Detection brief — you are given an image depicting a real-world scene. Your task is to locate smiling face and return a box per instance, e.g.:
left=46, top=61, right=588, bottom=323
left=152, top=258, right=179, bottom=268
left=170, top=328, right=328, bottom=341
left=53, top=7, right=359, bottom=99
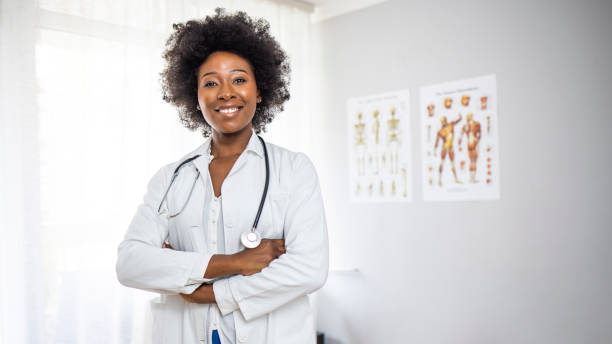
left=197, top=51, right=261, bottom=136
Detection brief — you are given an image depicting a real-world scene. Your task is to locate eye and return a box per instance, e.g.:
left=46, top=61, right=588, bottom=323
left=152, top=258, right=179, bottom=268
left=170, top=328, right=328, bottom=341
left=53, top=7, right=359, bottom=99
left=203, top=80, right=217, bottom=88
left=233, top=78, right=246, bottom=84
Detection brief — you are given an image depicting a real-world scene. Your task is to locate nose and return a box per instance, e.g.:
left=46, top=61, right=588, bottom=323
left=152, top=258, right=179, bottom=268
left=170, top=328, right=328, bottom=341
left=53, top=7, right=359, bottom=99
left=217, top=82, right=236, bottom=101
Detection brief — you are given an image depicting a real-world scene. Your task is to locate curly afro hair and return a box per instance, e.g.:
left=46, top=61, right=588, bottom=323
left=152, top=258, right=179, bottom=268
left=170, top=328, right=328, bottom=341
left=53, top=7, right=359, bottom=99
left=161, top=8, right=291, bottom=136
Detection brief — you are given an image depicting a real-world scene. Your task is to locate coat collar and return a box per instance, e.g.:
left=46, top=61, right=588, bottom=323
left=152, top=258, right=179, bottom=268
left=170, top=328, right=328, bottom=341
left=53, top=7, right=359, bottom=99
left=186, top=128, right=264, bottom=172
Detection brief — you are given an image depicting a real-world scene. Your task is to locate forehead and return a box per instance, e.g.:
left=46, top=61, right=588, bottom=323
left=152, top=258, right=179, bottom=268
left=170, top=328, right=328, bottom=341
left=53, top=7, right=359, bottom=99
left=198, top=51, right=253, bottom=74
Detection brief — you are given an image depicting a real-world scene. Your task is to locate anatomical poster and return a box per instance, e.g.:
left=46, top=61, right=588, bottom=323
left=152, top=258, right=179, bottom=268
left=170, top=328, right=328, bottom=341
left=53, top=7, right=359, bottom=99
left=347, top=89, right=412, bottom=202
left=420, top=74, right=500, bottom=201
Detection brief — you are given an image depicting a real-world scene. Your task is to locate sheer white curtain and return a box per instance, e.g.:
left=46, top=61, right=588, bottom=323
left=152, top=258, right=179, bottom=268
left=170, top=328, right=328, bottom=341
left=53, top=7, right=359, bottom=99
left=0, top=0, right=312, bottom=342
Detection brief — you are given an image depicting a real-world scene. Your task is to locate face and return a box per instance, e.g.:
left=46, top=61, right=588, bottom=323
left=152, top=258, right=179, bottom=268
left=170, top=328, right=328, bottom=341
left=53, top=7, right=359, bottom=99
left=197, top=51, right=261, bottom=136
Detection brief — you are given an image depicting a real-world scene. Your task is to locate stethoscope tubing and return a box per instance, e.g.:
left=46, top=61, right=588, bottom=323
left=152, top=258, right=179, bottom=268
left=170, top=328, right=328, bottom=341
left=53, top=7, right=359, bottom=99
left=157, top=154, right=202, bottom=217
left=251, top=135, right=270, bottom=232
left=158, top=136, right=269, bottom=232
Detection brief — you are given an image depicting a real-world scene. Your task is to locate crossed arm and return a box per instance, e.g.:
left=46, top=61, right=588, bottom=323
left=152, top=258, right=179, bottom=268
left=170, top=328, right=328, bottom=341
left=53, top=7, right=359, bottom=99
left=163, top=239, right=286, bottom=304
left=117, top=154, right=329, bottom=320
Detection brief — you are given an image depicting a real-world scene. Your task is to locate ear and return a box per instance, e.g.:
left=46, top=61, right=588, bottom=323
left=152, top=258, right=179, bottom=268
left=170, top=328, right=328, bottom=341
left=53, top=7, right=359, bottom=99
left=256, top=90, right=262, bottom=103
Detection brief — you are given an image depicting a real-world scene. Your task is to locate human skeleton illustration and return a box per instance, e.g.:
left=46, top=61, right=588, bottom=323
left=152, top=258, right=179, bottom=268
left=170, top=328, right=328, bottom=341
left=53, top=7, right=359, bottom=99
left=401, top=167, right=407, bottom=198
left=372, top=110, right=380, bottom=174
left=354, top=112, right=366, bottom=176
left=349, top=93, right=412, bottom=202
left=386, top=107, right=401, bottom=174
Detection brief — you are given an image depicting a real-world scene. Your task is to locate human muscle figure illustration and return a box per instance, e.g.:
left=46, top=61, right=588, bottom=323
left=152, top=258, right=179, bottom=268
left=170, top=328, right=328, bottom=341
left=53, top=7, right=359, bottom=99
left=427, top=104, right=435, bottom=117
left=444, top=97, right=453, bottom=109
left=458, top=112, right=482, bottom=183
left=434, top=114, right=463, bottom=187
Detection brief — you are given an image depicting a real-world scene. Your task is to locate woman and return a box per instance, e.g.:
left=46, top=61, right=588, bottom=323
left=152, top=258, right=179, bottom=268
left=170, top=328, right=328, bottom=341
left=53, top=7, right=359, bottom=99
left=116, top=9, right=329, bottom=344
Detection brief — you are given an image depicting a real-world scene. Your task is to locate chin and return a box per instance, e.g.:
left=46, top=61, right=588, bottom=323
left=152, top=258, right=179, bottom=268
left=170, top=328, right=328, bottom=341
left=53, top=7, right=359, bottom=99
left=215, top=122, right=252, bottom=135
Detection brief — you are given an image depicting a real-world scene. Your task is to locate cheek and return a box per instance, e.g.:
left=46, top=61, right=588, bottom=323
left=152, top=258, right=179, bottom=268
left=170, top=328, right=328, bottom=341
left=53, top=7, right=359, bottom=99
left=198, top=89, right=216, bottom=107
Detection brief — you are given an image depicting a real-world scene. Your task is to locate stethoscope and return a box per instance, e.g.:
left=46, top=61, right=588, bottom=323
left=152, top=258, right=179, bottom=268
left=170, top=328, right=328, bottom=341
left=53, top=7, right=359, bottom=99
left=157, top=135, right=269, bottom=249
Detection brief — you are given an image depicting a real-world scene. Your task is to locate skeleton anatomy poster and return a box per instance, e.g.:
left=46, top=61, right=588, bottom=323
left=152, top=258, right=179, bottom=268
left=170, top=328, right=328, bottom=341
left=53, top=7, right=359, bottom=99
left=347, top=89, right=412, bottom=202
left=420, top=74, right=500, bottom=201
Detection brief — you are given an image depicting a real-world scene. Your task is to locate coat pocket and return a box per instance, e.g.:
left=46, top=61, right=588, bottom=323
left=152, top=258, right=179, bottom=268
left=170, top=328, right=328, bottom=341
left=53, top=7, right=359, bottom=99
left=150, top=295, right=184, bottom=344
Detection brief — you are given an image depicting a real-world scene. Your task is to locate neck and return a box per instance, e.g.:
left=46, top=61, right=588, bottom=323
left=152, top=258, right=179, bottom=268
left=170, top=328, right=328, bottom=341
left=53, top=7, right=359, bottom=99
left=210, top=125, right=253, bottom=159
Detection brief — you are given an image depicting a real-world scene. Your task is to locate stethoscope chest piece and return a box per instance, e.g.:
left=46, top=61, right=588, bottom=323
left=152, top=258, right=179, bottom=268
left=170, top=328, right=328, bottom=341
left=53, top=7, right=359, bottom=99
left=241, top=230, right=261, bottom=249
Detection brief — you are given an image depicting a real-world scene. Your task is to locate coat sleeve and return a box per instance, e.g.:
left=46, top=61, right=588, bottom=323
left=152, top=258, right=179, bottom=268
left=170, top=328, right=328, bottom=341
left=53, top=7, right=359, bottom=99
left=213, top=153, right=329, bottom=320
left=116, top=166, right=215, bottom=294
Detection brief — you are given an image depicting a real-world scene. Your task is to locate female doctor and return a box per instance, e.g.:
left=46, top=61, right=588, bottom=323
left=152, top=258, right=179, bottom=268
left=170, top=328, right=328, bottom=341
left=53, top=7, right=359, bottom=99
left=116, top=9, right=329, bottom=344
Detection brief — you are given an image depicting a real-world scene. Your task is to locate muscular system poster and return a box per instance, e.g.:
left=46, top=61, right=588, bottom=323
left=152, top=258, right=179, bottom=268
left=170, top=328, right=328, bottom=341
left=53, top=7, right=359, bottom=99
left=420, top=74, right=500, bottom=201
left=347, top=89, right=412, bottom=202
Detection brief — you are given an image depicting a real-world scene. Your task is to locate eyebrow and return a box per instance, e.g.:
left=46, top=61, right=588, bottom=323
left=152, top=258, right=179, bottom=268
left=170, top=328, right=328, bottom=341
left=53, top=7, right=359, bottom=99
left=200, top=69, right=249, bottom=79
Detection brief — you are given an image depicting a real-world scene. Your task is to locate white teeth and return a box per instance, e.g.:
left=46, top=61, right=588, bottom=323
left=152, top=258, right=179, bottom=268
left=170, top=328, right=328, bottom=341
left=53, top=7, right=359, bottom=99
left=219, top=107, right=239, bottom=114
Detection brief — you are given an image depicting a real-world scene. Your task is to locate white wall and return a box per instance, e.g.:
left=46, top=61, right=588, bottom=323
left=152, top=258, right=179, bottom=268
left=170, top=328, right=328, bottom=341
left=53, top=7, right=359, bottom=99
left=309, top=0, right=612, bottom=343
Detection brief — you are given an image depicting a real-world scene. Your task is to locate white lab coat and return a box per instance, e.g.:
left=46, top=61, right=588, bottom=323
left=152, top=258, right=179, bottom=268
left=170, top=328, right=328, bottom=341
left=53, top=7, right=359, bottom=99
left=116, top=131, right=329, bottom=344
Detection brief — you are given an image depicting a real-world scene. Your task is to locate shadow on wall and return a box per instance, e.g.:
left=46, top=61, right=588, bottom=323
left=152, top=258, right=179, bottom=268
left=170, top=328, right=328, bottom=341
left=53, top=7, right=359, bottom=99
left=317, top=269, right=371, bottom=344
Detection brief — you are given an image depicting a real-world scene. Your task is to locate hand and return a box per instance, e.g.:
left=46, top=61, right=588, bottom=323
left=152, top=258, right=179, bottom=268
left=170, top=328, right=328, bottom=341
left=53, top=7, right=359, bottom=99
left=234, top=239, right=286, bottom=276
left=180, top=284, right=215, bottom=304
left=164, top=238, right=285, bottom=277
